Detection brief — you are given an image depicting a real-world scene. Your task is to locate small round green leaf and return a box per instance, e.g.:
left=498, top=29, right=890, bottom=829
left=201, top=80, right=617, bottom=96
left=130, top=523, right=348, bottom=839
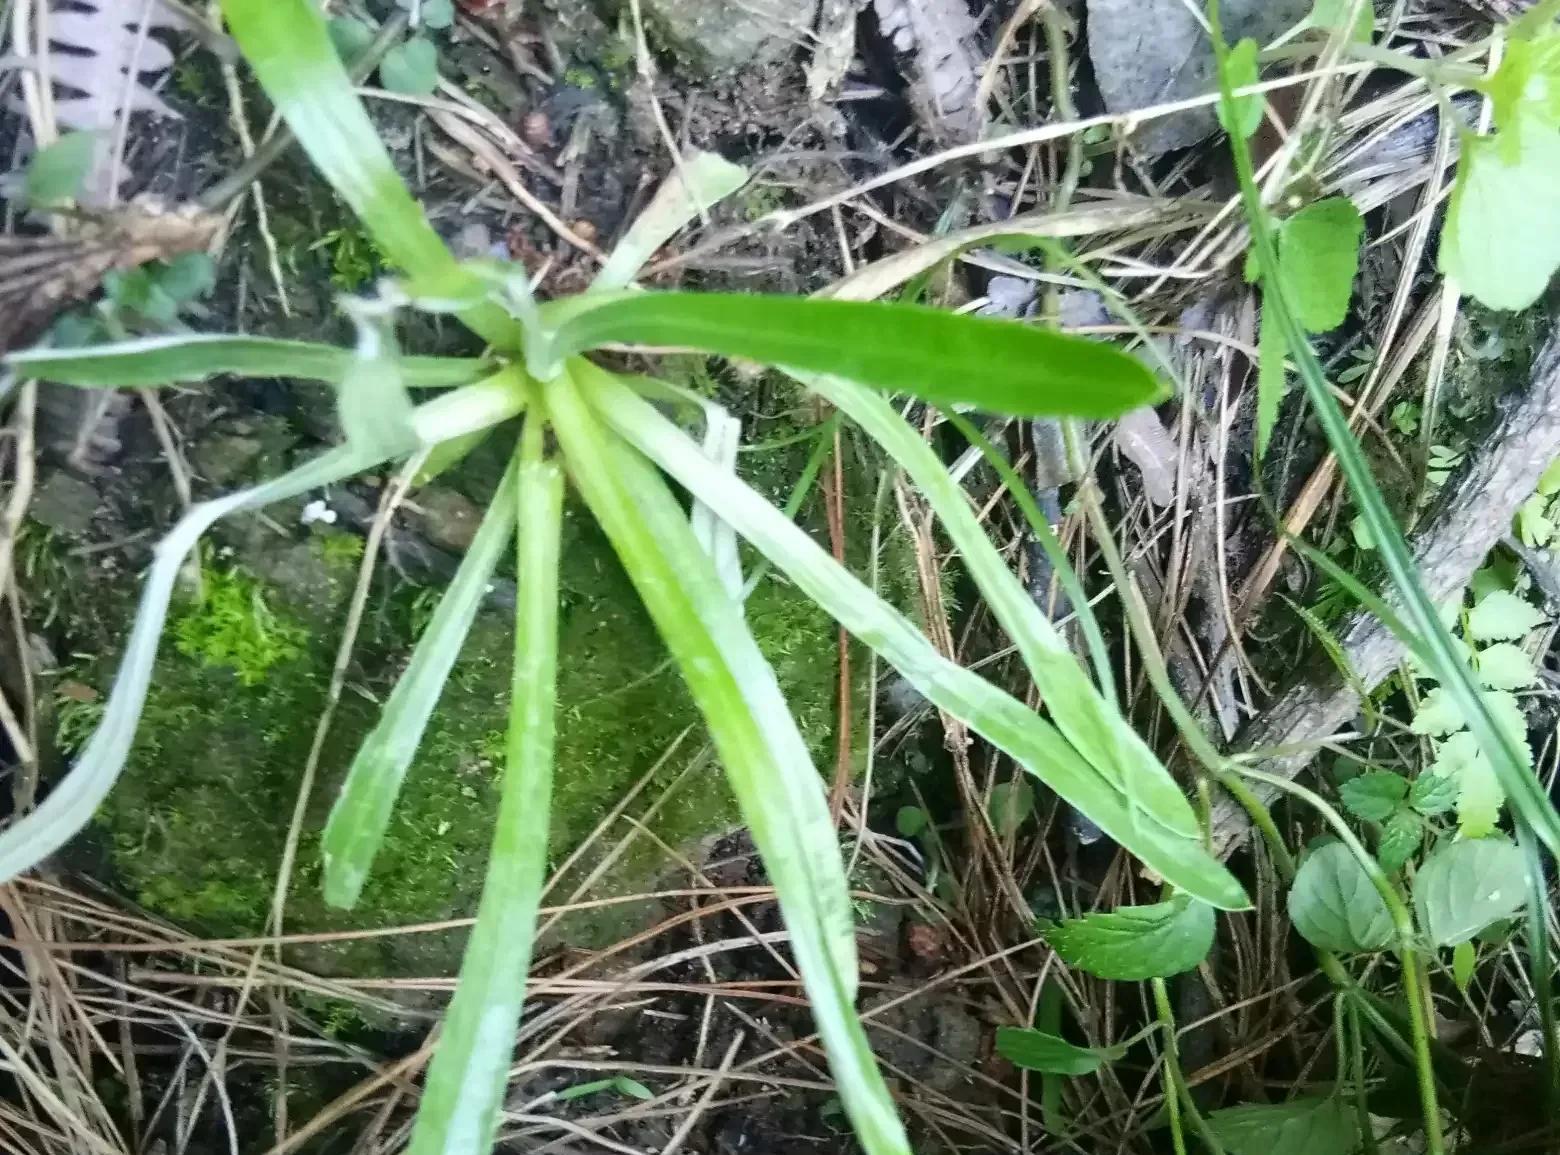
left=1413, top=835, right=1528, bottom=948
left=895, top=805, right=928, bottom=838
left=987, top=779, right=1035, bottom=836
left=379, top=36, right=440, bottom=96
left=1046, top=896, right=1215, bottom=981
left=1338, top=771, right=1407, bottom=822
left=327, top=15, right=375, bottom=65
left=1277, top=197, right=1363, bottom=333
left=1287, top=843, right=1393, bottom=952
left=25, top=131, right=99, bottom=207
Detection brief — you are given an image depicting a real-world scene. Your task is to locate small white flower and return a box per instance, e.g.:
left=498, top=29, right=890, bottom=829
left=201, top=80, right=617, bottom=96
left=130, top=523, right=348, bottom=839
left=301, top=499, right=338, bottom=526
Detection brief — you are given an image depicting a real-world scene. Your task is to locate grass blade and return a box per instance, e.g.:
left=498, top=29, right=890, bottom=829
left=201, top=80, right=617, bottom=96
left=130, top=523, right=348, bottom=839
left=5, top=334, right=487, bottom=388
left=582, top=364, right=1248, bottom=911
left=221, top=0, right=519, bottom=347
left=542, top=293, right=1164, bottom=419
left=1207, top=3, right=1560, bottom=859
left=803, top=374, right=1156, bottom=791
left=408, top=420, right=561, bottom=1155
left=0, top=445, right=381, bottom=882
left=591, top=151, right=748, bottom=292
left=543, top=370, right=910, bottom=1155
left=321, top=454, right=521, bottom=908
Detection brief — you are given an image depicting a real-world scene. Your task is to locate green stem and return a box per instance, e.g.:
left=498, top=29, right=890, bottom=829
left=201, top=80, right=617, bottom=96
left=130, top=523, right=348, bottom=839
left=1152, top=977, right=1225, bottom=1155
left=1518, top=820, right=1560, bottom=1113
left=1233, top=765, right=1443, bottom=1155
left=1348, top=997, right=1382, bottom=1155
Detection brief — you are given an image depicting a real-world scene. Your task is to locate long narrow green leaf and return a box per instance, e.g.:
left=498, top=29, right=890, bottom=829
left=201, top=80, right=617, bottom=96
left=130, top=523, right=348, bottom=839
left=804, top=375, right=1165, bottom=806
left=221, top=0, right=519, bottom=347
left=408, top=420, right=561, bottom=1155
left=581, top=365, right=1248, bottom=911
left=321, top=456, right=521, bottom=908
left=0, top=445, right=381, bottom=882
left=543, top=371, right=909, bottom=1155
left=540, top=293, right=1164, bottom=419
left=4, top=335, right=486, bottom=388
left=1208, top=4, right=1560, bottom=859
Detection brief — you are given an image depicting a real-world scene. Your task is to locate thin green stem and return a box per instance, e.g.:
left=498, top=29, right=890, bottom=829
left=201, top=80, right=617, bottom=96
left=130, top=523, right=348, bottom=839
left=1348, top=997, right=1382, bottom=1155
left=1232, top=764, right=1442, bottom=1155
left=1518, top=820, right=1560, bottom=1112
left=1152, top=977, right=1225, bottom=1155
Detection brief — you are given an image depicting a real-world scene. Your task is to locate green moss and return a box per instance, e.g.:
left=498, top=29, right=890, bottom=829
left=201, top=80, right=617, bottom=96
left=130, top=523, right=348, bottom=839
left=173, top=563, right=307, bottom=686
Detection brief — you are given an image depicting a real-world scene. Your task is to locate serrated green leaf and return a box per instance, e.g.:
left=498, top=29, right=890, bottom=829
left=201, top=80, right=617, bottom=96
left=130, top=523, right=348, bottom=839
left=895, top=806, right=928, bottom=838
left=1217, top=39, right=1264, bottom=139
left=1304, top=0, right=1374, bottom=43
left=988, top=779, right=1035, bottom=836
left=1410, top=687, right=1465, bottom=737
left=1409, top=772, right=1458, bottom=816
left=1429, top=730, right=1507, bottom=838
left=1440, top=116, right=1560, bottom=311
left=1046, top=896, right=1216, bottom=980
left=994, top=1028, right=1123, bottom=1075
left=1469, top=589, right=1546, bottom=642
left=1539, top=456, right=1560, bottom=496
left=1339, top=771, right=1408, bottom=822
left=25, top=131, right=98, bottom=207
left=380, top=36, right=440, bottom=95
left=1288, top=843, right=1393, bottom=952
left=1413, top=836, right=1528, bottom=947
left=543, top=294, right=1165, bottom=420
left=1277, top=197, right=1363, bottom=332
left=1378, top=810, right=1422, bottom=873
left=1207, top=1096, right=1359, bottom=1155
left=1476, top=642, right=1536, bottom=690
left=1517, top=493, right=1556, bottom=547
left=1452, top=939, right=1477, bottom=994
